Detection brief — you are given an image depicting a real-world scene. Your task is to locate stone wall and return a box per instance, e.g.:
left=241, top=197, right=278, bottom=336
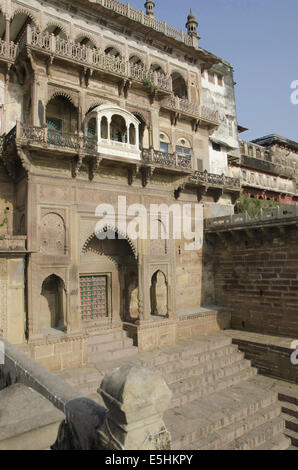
left=205, top=225, right=298, bottom=338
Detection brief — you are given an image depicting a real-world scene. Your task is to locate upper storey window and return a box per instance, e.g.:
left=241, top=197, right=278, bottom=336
left=160, top=133, right=170, bottom=153
left=171, top=72, right=188, bottom=99
left=85, top=104, right=141, bottom=161
left=176, top=138, right=191, bottom=157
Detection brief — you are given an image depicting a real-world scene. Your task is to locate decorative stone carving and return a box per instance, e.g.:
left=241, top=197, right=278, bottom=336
left=98, top=365, right=172, bottom=450
left=40, top=213, right=66, bottom=255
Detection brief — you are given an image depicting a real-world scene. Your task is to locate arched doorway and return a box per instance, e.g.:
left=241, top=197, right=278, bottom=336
left=81, top=229, right=138, bottom=324
left=40, top=275, right=66, bottom=332
left=150, top=270, right=168, bottom=317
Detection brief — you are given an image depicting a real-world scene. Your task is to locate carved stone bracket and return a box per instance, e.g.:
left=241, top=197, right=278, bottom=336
left=149, top=88, right=158, bottom=105
left=211, top=187, right=223, bottom=203
left=197, top=185, right=208, bottom=202
left=170, top=111, right=180, bottom=126
left=46, top=55, right=54, bottom=76
left=118, top=79, right=131, bottom=98
left=72, top=152, right=84, bottom=178
left=16, top=145, right=32, bottom=178
left=80, top=67, right=93, bottom=88
left=140, top=165, right=155, bottom=187
left=88, top=154, right=102, bottom=181
left=127, top=164, right=141, bottom=185
left=192, top=119, right=200, bottom=132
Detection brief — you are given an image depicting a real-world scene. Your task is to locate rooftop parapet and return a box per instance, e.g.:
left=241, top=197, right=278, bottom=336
left=205, top=205, right=298, bottom=232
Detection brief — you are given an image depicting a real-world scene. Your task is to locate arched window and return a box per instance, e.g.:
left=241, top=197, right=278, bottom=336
left=75, top=35, right=96, bottom=48
left=150, top=63, right=165, bottom=74
left=84, top=104, right=141, bottom=160
left=176, top=138, right=191, bottom=157
left=46, top=95, right=78, bottom=136
left=160, top=133, right=170, bottom=153
left=111, top=114, right=127, bottom=143
left=171, top=72, right=188, bottom=99
left=44, top=24, right=67, bottom=40
left=129, top=55, right=144, bottom=67
left=10, top=12, right=38, bottom=43
left=105, top=46, right=121, bottom=58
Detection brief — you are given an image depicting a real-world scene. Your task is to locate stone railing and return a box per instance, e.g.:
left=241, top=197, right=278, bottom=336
left=161, top=96, right=219, bottom=124
left=190, top=170, right=241, bottom=189
left=0, top=39, right=17, bottom=62
left=0, top=235, right=26, bottom=251
left=98, top=0, right=193, bottom=47
left=20, top=26, right=172, bottom=93
left=205, top=205, right=298, bottom=230
left=142, top=148, right=192, bottom=171
left=1, top=340, right=171, bottom=450
left=239, top=139, right=298, bottom=174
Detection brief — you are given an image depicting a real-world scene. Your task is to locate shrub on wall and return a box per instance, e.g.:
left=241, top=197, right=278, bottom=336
left=235, top=194, right=278, bottom=217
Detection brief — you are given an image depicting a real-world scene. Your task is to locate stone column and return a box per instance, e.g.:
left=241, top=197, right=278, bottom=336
left=5, top=16, right=10, bottom=43
left=97, top=365, right=172, bottom=450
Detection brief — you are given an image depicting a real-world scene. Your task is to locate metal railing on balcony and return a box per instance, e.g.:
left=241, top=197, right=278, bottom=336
left=190, top=170, right=241, bottom=189
left=161, top=96, right=219, bottom=124
left=4, top=123, right=191, bottom=171
left=3, top=123, right=97, bottom=154
left=142, top=148, right=192, bottom=171
left=19, top=26, right=172, bottom=93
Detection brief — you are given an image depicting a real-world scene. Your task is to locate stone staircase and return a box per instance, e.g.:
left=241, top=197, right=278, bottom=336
left=57, top=332, right=292, bottom=450
left=0, top=383, right=64, bottom=450
left=87, top=329, right=138, bottom=363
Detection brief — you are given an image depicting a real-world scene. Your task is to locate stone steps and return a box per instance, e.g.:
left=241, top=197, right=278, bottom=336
left=222, top=417, right=285, bottom=450
left=168, top=359, right=252, bottom=396
left=255, top=434, right=292, bottom=451
left=166, top=380, right=279, bottom=449
left=170, top=366, right=257, bottom=409
left=87, top=329, right=138, bottom=363
left=56, top=332, right=292, bottom=450
left=195, top=404, right=282, bottom=450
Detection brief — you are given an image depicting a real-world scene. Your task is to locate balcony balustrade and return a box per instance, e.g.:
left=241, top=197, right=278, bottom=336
left=161, top=96, right=219, bottom=125
left=97, top=0, right=193, bottom=47
left=142, top=148, right=192, bottom=170
left=239, top=139, right=298, bottom=175
left=19, top=26, right=172, bottom=93
left=0, top=39, right=17, bottom=63
left=3, top=123, right=191, bottom=171
left=189, top=170, right=241, bottom=189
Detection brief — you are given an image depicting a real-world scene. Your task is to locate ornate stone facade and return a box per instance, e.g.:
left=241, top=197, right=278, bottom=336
left=0, top=0, right=241, bottom=369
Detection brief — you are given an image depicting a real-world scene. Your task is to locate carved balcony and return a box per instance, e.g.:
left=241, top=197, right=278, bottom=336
left=18, top=26, right=172, bottom=94
left=190, top=170, right=240, bottom=189
left=3, top=123, right=97, bottom=156
left=160, top=96, right=219, bottom=127
left=142, top=148, right=192, bottom=173
left=0, top=39, right=17, bottom=65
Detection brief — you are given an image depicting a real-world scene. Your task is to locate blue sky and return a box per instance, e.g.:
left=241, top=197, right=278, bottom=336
left=128, top=0, right=298, bottom=142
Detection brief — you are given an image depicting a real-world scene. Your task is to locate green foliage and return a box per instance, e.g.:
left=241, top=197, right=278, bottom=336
left=142, top=80, right=157, bottom=94
left=235, top=194, right=278, bottom=217
left=0, top=208, right=8, bottom=227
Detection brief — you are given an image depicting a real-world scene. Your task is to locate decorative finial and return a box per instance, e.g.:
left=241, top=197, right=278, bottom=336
left=144, top=1, right=155, bottom=17
left=186, top=8, right=198, bottom=37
